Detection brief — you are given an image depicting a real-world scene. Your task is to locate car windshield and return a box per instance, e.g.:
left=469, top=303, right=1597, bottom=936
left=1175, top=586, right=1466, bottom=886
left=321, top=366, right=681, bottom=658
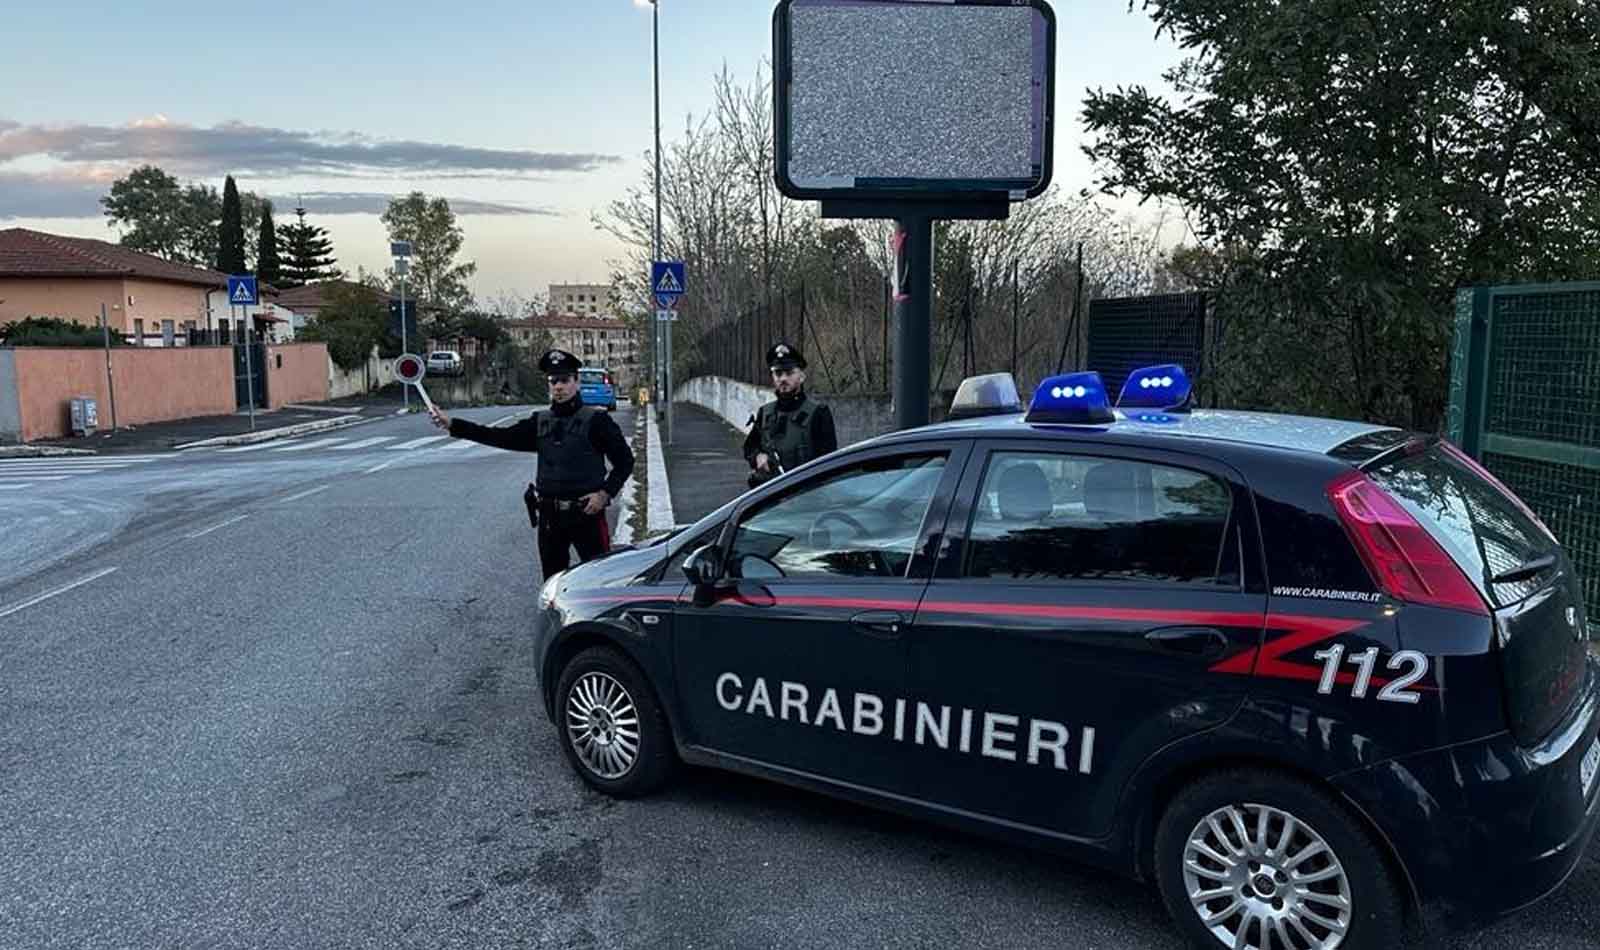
left=580, top=370, right=606, bottom=384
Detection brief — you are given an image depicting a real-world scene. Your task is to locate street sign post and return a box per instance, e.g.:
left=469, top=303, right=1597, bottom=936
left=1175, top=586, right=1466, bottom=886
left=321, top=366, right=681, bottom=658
left=394, top=352, right=437, bottom=413
left=651, top=261, right=685, bottom=444
left=228, top=275, right=259, bottom=430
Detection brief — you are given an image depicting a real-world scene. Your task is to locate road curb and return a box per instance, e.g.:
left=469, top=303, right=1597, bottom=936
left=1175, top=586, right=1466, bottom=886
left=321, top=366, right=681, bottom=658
left=646, top=411, right=676, bottom=534
left=172, top=414, right=369, bottom=450
left=0, top=445, right=98, bottom=458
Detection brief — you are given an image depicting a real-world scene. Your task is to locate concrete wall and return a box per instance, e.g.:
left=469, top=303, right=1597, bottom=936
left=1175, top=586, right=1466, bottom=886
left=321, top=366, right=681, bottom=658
left=9, top=346, right=235, bottom=440
left=327, top=347, right=399, bottom=400
left=0, top=278, right=130, bottom=330
left=673, top=375, right=896, bottom=451
left=264, top=343, right=330, bottom=409
left=0, top=349, right=20, bottom=442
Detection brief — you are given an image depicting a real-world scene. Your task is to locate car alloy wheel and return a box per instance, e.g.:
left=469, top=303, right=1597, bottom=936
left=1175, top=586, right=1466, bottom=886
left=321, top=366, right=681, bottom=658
left=1182, top=802, right=1353, bottom=950
left=565, top=670, right=641, bottom=780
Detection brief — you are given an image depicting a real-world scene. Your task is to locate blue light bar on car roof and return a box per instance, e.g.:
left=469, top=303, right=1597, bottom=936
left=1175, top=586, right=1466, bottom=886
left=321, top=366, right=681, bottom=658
left=1025, top=372, right=1115, bottom=425
left=1117, top=363, right=1192, bottom=411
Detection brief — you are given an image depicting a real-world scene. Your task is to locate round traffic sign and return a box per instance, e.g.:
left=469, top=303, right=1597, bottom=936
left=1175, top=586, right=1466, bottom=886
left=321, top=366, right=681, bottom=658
left=395, top=353, right=426, bottom=384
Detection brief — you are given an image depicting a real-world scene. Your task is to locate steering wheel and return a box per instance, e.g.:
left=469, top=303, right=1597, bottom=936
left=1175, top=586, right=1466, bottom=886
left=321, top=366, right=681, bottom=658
left=807, top=511, right=894, bottom=576
left=809, top=510, right=868, bottom=549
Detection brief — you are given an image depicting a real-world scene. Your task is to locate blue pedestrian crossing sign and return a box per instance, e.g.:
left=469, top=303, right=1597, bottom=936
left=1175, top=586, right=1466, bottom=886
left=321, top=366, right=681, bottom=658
left=227, top=275, right=258, bottom=307
left=651, top=261, right=686, bottom=299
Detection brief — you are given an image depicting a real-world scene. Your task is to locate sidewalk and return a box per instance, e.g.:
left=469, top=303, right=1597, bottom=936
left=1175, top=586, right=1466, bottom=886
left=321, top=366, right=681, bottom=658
left=27, top=390, right=409, bottom=455
left=661, top=402, right=753, bottom=524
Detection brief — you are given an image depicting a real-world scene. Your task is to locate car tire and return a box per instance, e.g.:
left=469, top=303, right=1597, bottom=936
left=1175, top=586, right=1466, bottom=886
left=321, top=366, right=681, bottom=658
left=1153, top=768, right=1405, bottom=950
left=554, top=646, right=674, bottom=798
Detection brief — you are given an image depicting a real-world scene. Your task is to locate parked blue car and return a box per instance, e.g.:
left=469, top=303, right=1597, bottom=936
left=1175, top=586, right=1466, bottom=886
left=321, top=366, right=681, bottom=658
left=579, top=367, right=618, bottom=411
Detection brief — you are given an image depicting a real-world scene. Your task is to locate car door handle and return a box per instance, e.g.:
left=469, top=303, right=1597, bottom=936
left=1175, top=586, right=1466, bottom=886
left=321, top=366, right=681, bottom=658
left=851, top=610, right=904, bottom=639
left=1144, top=626, right=1229, bottom=658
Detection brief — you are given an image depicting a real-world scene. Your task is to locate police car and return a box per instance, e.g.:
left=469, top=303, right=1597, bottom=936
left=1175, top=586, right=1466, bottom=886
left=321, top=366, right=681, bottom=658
left=534, top=364, right=1599, bottom=949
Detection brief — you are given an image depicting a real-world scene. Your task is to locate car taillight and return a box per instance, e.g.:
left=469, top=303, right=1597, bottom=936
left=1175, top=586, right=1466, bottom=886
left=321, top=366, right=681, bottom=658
left=1327, top=470, right=1488, bottom=615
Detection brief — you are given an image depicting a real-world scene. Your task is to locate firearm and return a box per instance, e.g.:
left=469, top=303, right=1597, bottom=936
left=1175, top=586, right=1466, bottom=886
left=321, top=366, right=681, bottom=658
left=747, top=428, right=786, bottom=489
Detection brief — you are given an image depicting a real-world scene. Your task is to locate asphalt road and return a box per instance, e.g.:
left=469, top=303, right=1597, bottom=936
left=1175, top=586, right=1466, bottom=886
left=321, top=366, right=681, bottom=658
left=1, top=402, right=1595, bottom=949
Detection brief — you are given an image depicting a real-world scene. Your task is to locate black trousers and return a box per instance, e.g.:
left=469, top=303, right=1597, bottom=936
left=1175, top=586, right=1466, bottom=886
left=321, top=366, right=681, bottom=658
left=536, top=505, right=611, bottom=576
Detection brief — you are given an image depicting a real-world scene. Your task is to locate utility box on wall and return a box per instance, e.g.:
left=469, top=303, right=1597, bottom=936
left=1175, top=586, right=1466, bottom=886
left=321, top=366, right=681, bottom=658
left=69, top=396, right=99, bottom=436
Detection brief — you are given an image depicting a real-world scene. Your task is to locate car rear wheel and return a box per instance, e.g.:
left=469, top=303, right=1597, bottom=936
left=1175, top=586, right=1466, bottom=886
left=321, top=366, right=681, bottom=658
left=555, top=646, right=674, bottom=797
left=1154, top=769, right=1404, bottom=950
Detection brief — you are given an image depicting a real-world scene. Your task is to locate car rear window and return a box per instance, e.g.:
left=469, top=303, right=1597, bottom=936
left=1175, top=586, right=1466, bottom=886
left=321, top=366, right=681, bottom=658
left=1367, top=446, right=1555, bottom=607
left=580, top=370, right=606, bottom=383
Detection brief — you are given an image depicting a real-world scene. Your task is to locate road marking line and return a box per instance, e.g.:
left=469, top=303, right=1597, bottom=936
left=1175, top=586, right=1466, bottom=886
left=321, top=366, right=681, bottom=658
left=439, top=440, right=474, bottom=451
left=0, top=475, right=70, bottom=482
left=491, top=413, right=521, bottom=426
left=331, top=436, right=396, bottom=451
left=184, top=514, right=249, bottom=539
left=220, top=440, right=298, bottom=454
left=279, top=484, right=331, bottom=503
left=389, top=436, right=446, bottom=451
left=272, top=438, right=347, bottom=452
left=0, top=465, right=128, bottom=472
left=0, top=484, right=32, bottom=490
left=364, top=459, right=399, bottom=474
left=0, top=567, right=120, bottom=620
left=0, top=458, right=139, bottom=465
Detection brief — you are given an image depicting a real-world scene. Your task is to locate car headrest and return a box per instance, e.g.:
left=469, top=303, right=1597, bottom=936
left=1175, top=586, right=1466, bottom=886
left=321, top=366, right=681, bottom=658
left=1084, top=461, right=1141, bottom=522
left=996, top=462, right=1053, bottom=523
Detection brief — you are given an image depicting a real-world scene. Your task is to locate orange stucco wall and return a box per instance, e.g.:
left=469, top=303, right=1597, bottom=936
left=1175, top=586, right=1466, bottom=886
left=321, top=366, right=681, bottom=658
left=12, top=346, right=235, bottom=440
left=0, top=278, right=131, bottom=331
left=264, top=343, right=329, bottom=409
left=124, top=279, right=211, bottom=329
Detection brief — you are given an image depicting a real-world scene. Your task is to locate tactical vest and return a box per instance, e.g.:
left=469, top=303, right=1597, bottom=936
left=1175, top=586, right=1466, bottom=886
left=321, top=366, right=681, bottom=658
left=759, top=396, right=818, bottom=472
left=536, top=406, right=607, bottom=498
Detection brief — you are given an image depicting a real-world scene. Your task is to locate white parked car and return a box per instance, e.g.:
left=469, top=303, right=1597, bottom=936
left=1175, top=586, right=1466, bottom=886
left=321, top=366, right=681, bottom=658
left=426, top=350, right=464, bottom=377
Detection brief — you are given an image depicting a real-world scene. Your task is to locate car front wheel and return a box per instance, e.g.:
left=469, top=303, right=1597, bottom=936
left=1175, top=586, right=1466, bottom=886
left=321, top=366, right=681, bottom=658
left=555, top=646, right=674, bottom=797
left=1154, top=769, right=1405, bottom=950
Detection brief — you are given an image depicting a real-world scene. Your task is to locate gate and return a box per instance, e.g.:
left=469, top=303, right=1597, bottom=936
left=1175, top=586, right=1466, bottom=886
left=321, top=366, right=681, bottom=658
left=233, top=340, right=268, bottom=410
left=1447, top=282, right=1600, bottom=627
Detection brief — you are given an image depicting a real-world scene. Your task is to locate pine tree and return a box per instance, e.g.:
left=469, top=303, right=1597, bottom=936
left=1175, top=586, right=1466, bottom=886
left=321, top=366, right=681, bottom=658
left=278, top=205, right=341, bottom=287
left=256, top=201, right=281, bottom=286
left=216, top=175, right=246, bottom=275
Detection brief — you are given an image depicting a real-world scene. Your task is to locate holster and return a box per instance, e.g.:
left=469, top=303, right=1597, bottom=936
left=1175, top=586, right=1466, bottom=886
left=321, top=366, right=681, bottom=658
left=522, top=483, right=540, bottom=530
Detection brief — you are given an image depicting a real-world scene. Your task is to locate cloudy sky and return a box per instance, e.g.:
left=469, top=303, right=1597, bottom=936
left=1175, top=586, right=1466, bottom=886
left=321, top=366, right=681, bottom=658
left=1, top=0, right=1180, bottom=299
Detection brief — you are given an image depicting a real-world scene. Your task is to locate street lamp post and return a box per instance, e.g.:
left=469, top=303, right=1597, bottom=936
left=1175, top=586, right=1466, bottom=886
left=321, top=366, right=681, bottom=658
left=651, top=0, right=664, bottom=419
left=392, top=241, right=413, bottom=410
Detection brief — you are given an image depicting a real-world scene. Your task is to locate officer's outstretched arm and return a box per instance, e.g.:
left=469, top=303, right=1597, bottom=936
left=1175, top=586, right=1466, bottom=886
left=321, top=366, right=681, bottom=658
left=446, top=414, right=541, bottom=452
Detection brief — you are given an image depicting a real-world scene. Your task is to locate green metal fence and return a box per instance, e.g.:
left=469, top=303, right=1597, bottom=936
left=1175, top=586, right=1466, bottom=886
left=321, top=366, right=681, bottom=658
left=1447, top=282, right=1600, bottom=627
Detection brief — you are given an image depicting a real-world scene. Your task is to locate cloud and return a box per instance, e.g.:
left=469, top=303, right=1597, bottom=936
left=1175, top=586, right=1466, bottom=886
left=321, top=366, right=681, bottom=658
left=273, top=192, right=559, bottom=217
left=0, top=115, right=622, bottom=182
left=0, top=172, right=560, bottom=220
left=0, top=169, right=111, bottom=218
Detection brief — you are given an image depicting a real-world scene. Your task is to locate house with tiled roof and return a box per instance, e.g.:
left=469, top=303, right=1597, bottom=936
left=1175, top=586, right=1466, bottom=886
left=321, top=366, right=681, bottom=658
left=0, top=228, right=291, bottom=345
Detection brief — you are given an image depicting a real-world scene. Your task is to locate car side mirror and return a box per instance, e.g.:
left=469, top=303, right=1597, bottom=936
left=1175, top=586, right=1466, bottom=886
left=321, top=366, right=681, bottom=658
left=682, top=544, right=724, bottom=587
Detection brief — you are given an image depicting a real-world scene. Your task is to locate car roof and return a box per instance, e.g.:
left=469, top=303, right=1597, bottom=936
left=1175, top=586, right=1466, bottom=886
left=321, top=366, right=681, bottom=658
left=886, top=408, right=1399, bottom=458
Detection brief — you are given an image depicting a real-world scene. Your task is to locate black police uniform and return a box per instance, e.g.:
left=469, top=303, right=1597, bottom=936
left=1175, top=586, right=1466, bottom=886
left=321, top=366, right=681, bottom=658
left=742, top=342, right=838, bottom=487
left=446, top=349, right=634, bottom=575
